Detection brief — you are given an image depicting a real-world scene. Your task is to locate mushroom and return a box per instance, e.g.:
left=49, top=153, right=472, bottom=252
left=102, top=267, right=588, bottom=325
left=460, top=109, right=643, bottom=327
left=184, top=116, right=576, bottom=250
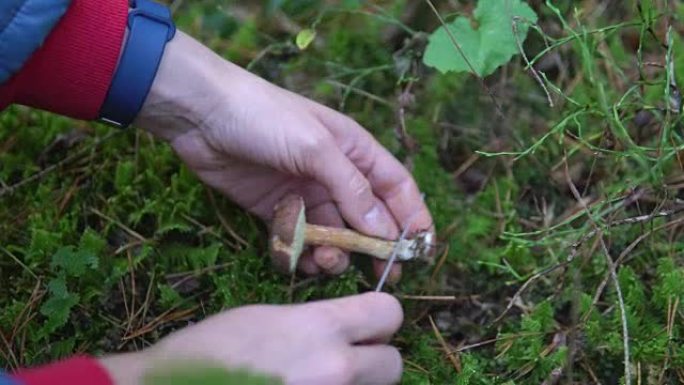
left=270, top=194, right=433, bottom=272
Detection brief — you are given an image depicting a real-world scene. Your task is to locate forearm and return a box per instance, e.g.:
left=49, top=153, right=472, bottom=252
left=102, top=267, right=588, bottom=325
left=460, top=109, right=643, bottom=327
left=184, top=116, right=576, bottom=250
left=133, top=31, right=230, bottom=142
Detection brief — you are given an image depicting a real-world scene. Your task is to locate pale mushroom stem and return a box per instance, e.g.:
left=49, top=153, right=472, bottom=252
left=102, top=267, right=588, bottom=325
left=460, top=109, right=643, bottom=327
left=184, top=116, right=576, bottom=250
left=305, top=224, right=396, bottom=260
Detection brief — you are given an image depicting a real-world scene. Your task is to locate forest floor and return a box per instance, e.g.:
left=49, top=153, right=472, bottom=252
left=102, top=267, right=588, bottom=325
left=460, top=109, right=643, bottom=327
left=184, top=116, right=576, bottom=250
left=2, top=1, right=684, bottom=384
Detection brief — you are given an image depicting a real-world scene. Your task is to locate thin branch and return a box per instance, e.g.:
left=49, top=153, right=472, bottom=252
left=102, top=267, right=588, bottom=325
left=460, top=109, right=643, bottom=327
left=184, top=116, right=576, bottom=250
left=399, top=294, right=478, bottom=302
left=564, top=158, right=631, bottom=385
left=493, top=262, right=567, bottom=323
left=428, top=315, right=461, bottom=373
left=89, top=208, right=147, bottom=243
left=512, top=16, right=554, bottom=107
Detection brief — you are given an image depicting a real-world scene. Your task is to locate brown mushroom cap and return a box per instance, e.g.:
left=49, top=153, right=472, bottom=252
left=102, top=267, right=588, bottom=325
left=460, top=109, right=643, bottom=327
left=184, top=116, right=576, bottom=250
left=270, top=194, right=307, bottom=273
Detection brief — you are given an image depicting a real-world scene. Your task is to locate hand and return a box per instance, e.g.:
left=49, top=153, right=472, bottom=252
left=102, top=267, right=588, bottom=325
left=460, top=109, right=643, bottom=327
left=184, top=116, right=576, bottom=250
left=135, top=32, right=433, bottom=278
left=99, top=293, right=404, bottom=385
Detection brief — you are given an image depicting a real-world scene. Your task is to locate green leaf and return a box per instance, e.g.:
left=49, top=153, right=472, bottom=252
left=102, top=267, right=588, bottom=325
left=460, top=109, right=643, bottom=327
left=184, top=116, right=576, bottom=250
left=188, top=243, right=221, bottom=270
left=40, top=277, right=80, bottom=334
left=51, top=246, right=98, bottom=277
left=423, top=0, right=538, bottom=76
left=115, top=160, right=136, bottom=192
left=295, top=29, right=316, bottom=50
left=79, top=228, right=107, bottom=255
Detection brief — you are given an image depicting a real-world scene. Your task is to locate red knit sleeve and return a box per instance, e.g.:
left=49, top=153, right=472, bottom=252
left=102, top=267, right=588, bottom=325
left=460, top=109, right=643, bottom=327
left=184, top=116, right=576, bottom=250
left=0, top=0, right=128, bottom=120
left=11, top=356, right=114, bottom=385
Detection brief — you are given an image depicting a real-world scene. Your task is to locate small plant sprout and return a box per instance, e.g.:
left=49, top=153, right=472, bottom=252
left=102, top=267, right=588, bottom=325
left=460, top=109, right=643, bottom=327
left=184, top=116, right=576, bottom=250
left=269, top=194, right=433, bottom=273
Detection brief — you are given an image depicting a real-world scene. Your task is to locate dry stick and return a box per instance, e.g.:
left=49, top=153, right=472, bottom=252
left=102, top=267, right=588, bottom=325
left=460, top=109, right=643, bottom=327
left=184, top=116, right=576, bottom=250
left=564, top=159, right=632, bottom=385
left=126, top=249, right=137, bottom=335
left=659, top=296, right=679, bottom=383
left=403, top=359, right=430, bottom=374
left=0, top=246, right=39, bottom=280
left=123, top=305, right=199, bottom=341
left=429, top=243, right=450, bottom=283
left=324, top=79, right=394, bottom=108
left=207, top=190, right=249, bottom=249
left=428, top=315, right=462, bottom=373
left=399, top=294, right=478, bottom=302
left=11, top=279, right=43, bottom=340
left=0, top=331, right=19, bottom=369
left=90, top=208, right=147, bottom=243
left=493, top=262, right=567, bottom=324
left=180, top=213, right=240, bottom=250
left=422, top=0, right=506, bottom=120
left=512, top=17, right=554, bottom=108
left=446, top=331, right=545, bottom=355
left=138, top=270, right=156, bottom=332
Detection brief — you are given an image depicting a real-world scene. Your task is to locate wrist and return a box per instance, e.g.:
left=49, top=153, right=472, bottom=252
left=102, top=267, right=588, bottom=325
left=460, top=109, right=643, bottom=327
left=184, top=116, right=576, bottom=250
left=134, top=31, right=235, bottom=141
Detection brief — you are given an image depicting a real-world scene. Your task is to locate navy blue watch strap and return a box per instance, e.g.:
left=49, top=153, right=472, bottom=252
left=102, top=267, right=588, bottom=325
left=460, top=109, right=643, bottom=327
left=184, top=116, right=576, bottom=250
left=0, top=371, right=19, bottom=385
left=99, top=0, right=176, bottom=128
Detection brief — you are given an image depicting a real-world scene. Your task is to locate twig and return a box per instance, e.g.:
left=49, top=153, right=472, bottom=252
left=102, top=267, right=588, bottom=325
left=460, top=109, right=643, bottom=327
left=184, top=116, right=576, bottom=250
left=446, top=331, right=545, bottom=355
left=207, top=190, right=249, bottom=249
left=168, top=262, right=235, bottom=290
left=90, top=208, right=147, bottom=243
left=428, top=315, right=461, bottom=373
left=324, top=80, right=394, bottom=108
left=564, top=158, right=631, bottom=385
left=399, top=294, right=478, bottom=302
left=659, top=296, right=679, bottom=383
left=512, top=17, right=554, bottom=107
left=180, top=213, right=240, bottom=250
left=123, top=305, right=199, bottom=340
left=0, top=331, right=19, bottom=369
left=493, top=262, right=567, bottom=323
left=1, top=246, right=39, bottom=280
left=429, top=243, right=450, bottom=283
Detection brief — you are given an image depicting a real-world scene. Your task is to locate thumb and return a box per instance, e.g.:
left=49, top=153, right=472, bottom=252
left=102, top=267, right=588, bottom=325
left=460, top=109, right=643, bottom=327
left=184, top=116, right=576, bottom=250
left=306, top=145, right=398, bottom=240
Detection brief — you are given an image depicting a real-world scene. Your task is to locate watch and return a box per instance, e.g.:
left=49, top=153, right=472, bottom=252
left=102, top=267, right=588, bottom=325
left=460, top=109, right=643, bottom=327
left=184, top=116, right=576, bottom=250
left=99, top=0, right=176, bottom=128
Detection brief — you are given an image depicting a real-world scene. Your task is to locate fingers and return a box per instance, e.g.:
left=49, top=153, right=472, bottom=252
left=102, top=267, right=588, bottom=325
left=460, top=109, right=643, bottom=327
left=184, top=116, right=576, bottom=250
left=297, top=250, right=320, bottom=275
left=351, top=346, right=403, bottom=385
left=305, top=200, right=350, bottom=274
left=305, top=143, right=400, bottom=241
left=313, top=246, right=349, bottom=275
left=313, top=292, right=403, bottom=343
left=312, top=105, right=434, bottom=236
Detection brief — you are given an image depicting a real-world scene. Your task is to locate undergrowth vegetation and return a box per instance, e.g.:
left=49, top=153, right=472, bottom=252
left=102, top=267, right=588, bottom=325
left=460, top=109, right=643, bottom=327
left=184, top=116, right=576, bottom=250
left=2, top=1, right=684, bottom=384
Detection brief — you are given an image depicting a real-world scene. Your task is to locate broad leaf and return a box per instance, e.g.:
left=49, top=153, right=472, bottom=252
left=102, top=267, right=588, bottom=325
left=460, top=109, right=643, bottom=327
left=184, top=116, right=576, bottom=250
left=40, top=277, right=80, bottom=334
left=423, top=0, right=538, bottom=76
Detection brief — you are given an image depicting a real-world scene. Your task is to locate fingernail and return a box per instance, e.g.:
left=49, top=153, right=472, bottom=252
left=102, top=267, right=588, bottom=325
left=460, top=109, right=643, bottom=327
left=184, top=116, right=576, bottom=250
left=363, top=204, right=393, bottom=238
